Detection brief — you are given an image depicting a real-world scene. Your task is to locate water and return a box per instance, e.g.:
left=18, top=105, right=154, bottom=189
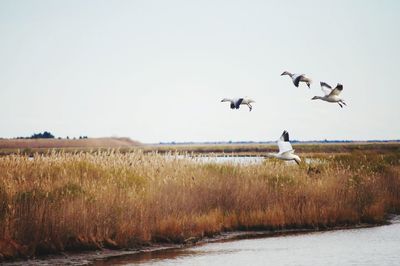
left=178, top=155, right=321, bottom=165
left=192, top=155, right=265, bottom=165
left=98, top=219, right=400, bottom=266
left=5, top=221, right=400, bottom=266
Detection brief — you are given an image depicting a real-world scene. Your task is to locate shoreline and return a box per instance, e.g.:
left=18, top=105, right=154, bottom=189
left=3, top=217, right=398, bottom=266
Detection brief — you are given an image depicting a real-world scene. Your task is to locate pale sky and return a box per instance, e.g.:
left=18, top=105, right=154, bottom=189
left=1, top=0, right=399, bottom=143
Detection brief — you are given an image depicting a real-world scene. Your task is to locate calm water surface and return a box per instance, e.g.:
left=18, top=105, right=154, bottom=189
left=99, top=219, right=400, bottom=266
left=192, top=155, right=265, bottom=165
left=184, top=155, right=321, bottom=165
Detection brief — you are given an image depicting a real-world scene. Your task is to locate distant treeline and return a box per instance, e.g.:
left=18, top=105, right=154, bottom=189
left=158, top=139, right=400, bottom=145
left=16, top=131, right=55, bottom=139
left=14, top=131, right=88, bottom=140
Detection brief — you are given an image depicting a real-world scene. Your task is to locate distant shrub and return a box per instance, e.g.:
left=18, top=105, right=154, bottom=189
left=30, top=131, right=55, bottom=139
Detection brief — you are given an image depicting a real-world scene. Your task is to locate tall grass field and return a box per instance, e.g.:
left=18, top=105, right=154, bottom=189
left=0, top=145, right=399, bottom=260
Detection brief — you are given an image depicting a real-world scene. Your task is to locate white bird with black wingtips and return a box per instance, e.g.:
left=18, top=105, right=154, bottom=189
left=221, top=97, right=255, bottom=111
left=266, top=130, right=301, bottom=165
left=281, top=71, right=312, bottom=88
left=312, top=82, right=347, bottom=108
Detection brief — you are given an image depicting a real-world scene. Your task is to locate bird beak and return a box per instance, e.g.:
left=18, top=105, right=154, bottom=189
left=280, top=72, right=285, bottom=76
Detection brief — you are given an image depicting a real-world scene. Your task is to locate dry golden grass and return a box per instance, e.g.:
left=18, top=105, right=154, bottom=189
left=0, top=148, right=399, bottom=259
left=0, top=137, right=141, bottom=149
left=146, top=142, right=400, bottom=155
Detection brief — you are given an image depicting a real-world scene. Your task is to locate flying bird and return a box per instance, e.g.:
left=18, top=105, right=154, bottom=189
left=221, top=97, right=255, bottom=111
left=266, top=130, right=301, bottom=165
left=281, top=71, right=312, bottom=88
left=312, top=82, right=347, bottom=108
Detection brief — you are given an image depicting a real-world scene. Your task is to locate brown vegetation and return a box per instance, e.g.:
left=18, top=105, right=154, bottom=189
left=147, top=142, right=400, bottom=155
left=0, top=146, right=399, bottom=260
left=0, top=137, right=141, bottom=150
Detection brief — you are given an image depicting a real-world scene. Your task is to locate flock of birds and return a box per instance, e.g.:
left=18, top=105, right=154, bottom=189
left=220, top=71, right=347, bottom=165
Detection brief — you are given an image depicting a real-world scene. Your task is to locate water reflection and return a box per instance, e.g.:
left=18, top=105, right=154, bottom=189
left=98, top=220, right=400, bottom=266
left=94, top=249, right=211, bottom=265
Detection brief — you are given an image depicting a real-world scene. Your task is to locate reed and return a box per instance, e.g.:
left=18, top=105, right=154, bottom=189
left=0, top=149, right=399, bottom=259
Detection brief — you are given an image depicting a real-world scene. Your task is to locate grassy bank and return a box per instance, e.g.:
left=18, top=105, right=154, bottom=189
left=0, top=137, right=141, bottom=150
left=1, top=142, right=399, bottom=157
left=0, top=148, right=399, bottom=260
left=146, top=142, right=400, bottom=155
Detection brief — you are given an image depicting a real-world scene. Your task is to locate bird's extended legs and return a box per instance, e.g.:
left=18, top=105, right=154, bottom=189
left=247, top=104, right=252, bottom=111
left=338, top=103, right=343, bottom=108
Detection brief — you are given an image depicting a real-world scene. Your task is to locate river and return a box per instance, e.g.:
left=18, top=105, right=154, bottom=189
left=95, top=216, right=400, bottom=266
left=5, top=218, right=399, bottom=266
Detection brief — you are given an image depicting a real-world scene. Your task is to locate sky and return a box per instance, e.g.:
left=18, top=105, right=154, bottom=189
left=0, top=0, right=399, bottom=143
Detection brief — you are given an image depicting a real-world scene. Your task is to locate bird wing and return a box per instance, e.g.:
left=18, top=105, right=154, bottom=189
left=292, top=74, right=302, bottom=87
left=320, top=82, right=332, bottom=96
left=241, top=98, right=249, bottom=104
left=278, top=140, right=293, bottom=154
left=235, top=98, right=244, bottom=108
left=329, top=83, right=343, bottom=96
left=279, top=130, right=289, bottom=142
left=300, top=75, right=310, bottom=81
left=277, top=130, right=292, bottom=154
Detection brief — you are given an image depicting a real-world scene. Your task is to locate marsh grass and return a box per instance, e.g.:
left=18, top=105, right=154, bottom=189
left=0, top=148, right=399, bottom=259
